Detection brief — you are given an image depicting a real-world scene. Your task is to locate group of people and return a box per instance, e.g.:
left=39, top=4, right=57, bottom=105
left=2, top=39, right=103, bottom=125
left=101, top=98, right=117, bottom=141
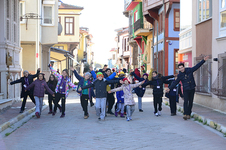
left=10, top=55, right=209, bottom=121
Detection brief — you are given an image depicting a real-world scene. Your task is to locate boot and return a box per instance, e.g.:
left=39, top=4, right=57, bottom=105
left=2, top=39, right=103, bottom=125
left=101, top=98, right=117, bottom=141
left=120, top=113, right=124, bottom=118
left=115, top=111, right=118, bottom=117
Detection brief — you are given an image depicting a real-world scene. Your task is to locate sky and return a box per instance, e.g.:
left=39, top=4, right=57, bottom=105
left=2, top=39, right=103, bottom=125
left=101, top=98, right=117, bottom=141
left=62, top=0, right=129, bottom=65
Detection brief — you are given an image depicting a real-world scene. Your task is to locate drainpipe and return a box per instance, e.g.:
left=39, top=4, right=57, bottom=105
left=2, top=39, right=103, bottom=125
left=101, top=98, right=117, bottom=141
left=156, top=21, right=159, bottom=72
left=152, top=27, right=154, bottom=69
left=162, top=0, right=165, bottom=75
left=36, top=0, right=40, bottom=70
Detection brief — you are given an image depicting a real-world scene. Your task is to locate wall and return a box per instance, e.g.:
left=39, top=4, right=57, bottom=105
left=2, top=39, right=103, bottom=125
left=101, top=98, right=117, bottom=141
left=168, top=3, right=180, bottom=37
left=168, top=40, right=179, bottom=75
left=21, top=45, right=36, bottom=73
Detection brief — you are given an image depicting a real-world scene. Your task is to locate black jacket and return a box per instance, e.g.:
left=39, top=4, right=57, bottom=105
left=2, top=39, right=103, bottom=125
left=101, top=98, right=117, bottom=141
left=81, top=79, right=120, bottom=98
left=143, top=75, right=174, bottom=96
left=10, top=69, right=40, bottom=98
left=164, top=79, right=183, bottom=97
left=169, top=59, right=206, bottom=91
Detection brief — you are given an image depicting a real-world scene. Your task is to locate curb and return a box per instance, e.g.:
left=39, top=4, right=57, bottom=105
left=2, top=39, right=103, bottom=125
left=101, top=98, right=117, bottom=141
left=0, top=104, right=47, bottom=133
left=163, top=98, right=226, bottom=134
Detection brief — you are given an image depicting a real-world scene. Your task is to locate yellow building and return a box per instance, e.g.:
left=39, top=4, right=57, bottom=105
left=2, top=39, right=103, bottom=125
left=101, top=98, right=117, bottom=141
left=51, top=1, right=83, bottom=76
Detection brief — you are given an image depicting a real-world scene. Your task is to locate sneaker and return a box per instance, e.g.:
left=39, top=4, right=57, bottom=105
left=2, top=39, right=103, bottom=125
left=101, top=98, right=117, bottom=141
left=183, top=115, right=187, bottom=120
left=129, top=117, right=132, bottom=120
left=52, top=112, right=56, bottom=116
left=35, top=112, right=40, bottom=118
left=115, top=112, right=118, bottom=117
left=84, top=115, right=89, bottom=119
left=155, top=113, right=158, bottom=117
left=60, top=114, right=65, bottom=118
left=48, top=111, right=53, bottom=114
left=158, top=111, right=161, bottom=116
left=187, top=115, right=190, bottom=119
left=124, top=112, right=127, bottom=115
left=90, top=102, right=94, bottom=107
left=107, top=111, right=114, bottom=115
left=98, top=117, right=101, bottom=120
left=171, top=113, right=176, bottom=116
left=59, top=106, right=62, bottom=113
left=120, top=113, right=125, bottom=118
left=139, top=109, right=143, bottom=112
left=19, top=110, right=24, bottom=113
left=127, top=117, right=130, bottom=121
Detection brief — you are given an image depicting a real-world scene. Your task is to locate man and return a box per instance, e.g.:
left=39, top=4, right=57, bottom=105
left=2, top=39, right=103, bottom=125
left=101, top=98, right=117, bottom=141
left=10, top=68, right=40, bottom=113
left=99, top=64, right=108, bottom=75
left=165, top=56, right=209, bottom=120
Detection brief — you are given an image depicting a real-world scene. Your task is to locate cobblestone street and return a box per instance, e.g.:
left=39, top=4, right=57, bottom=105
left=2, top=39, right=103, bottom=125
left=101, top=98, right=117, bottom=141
left=1, top=91, right=226, bottom=150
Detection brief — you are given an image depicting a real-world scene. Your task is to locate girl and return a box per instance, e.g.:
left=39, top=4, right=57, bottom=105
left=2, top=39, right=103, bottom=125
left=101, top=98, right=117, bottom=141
left=165, top=76, right=184, bottom=116
left=46, top=74, right=61, bottom=114
left=70, top=66, right=96, bottom=119
left=49, top=65, right=77, bottom=118
left=142, top=71, right=174, bottom=116
left=132, top=72, right=149, bottom=112
left=109, top=78, right=145, bottom=121
left=115, top=83, right=125, bottom=118
left=25, top=73, right=54, bottom=118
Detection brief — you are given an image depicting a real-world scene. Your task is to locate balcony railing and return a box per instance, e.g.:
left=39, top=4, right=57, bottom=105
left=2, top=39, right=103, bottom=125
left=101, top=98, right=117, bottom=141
left=134, top=19, right=143, bottom=33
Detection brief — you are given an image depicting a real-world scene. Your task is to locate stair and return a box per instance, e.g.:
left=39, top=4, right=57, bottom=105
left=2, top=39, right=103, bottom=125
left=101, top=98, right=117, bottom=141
left=0, top=93, right=13, bottom=111
left=0, top=93, right=3, bottom=100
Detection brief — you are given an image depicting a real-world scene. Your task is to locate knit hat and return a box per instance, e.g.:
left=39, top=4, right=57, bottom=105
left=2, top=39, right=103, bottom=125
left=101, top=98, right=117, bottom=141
left=142, top=73, right=149, bottom=77
left=23, top=70, right=29, bottom=75
left=96, top=72, right=104, bottom=78
left=84, top=72, right=91, bottom=77
left=123, top=78, right=130, bottom=84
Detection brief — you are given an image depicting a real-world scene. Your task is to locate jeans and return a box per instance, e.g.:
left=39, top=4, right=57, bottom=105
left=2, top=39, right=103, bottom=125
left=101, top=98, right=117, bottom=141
left=183, top=89, right=195, bottom=115
left=21, top=92, right=36, bottom=111
left=34, top=96, right=43, bottom=115
left=138, top=97, right=142, bottom=110
left=126, top=105, right=135, bottom=119
left=80, top=94, right=89, bottom=116
left=54, top=93, right=66, bottom=115
left=95, top=98, right=106, bottom=120
left=116, top=103, right=124, bottom=114
left=153, top=95, right=162, bottom=113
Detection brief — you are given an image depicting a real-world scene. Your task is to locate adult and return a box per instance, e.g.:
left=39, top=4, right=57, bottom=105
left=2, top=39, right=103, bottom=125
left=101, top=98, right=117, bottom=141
left=10, top=68, right=40, bottom=113
left=99, top=64, right=108, bottom=75
left=165, top=56, right=209, bottom=120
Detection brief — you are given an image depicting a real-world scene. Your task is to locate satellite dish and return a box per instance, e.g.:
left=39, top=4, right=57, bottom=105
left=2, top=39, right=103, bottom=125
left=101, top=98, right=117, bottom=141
left=58, top=22, right=62, bottom=35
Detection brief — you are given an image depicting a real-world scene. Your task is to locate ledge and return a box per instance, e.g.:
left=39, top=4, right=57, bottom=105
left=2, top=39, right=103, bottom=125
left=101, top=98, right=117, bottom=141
left=216, top=36, right=226, bottom=41
left=195, top=92, right=212, bottom=97
left=0, top=99, right=13, bottom=105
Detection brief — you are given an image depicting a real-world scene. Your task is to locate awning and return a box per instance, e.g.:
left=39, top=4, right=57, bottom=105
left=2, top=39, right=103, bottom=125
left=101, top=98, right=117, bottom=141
left=50, top=47, right=78, bottom=63
left=126, top=2, right=139, bottom=11
left=134, top=36, right=142, bottom=49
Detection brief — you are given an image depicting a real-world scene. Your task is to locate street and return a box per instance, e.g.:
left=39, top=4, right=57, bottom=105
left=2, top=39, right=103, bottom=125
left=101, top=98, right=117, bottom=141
left=1, top=92, right=226, bottom=150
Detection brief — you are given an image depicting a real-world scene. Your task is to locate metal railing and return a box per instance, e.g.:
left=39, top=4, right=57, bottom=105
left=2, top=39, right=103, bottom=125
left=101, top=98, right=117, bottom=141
left=134, top=18, right=143, bottom=33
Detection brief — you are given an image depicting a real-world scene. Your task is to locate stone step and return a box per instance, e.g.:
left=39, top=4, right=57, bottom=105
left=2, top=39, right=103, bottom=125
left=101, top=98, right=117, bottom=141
left=0, top=93, right=3, bottom=100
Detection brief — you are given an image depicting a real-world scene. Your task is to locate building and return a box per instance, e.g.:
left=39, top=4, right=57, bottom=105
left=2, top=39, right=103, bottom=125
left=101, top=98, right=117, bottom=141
left=0, top=0, right=22, bottom=108
left=143, top=0, right=180, bottom=75
left=108, top=48, right=117, bottom=69
left=52, top=1, right=83, bottom=79
left=20, top=0, right=59, bottom=78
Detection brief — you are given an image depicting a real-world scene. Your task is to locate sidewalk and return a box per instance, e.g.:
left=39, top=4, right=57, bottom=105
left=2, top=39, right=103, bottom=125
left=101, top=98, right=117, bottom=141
left=163, top=97, right=226, bottom=134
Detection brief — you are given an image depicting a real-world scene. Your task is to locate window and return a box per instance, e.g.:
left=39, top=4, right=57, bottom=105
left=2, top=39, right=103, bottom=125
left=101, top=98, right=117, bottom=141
left=55, top=46, right=64, bottom=50
left=13, top=0, right=17, bottom=43
left=6, top=0, right=10, bottom=41
left=134, top=10, right=138, bottom=23
left=220, top=0, right=226, bottom=36
left=58, top=17, right=61, bottom=36
left=19, top=1, right=25, bottom=23
left=198, top=0, right=212, bottom=23
left=124, top=38, right=126, bottom=51
left=174, top=9, right=180, bottom=31
left=196, top=59, right=212, bottom=93
left=174, top=49, right=179, bottom=74
left=127, top=38, right=129, bottom=51
left=65, top=17, right=74, bottom=35
left=43, top=5, right=54, bottom=25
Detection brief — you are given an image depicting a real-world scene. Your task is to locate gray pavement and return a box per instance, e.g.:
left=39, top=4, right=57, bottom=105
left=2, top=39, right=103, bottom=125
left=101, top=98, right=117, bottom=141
left=1, top=91, right=226, bottom=150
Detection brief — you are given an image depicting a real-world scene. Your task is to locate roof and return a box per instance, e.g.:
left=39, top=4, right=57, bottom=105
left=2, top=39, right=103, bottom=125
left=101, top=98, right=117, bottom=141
left=59, top=0, right=84, bottom=10
left=110, top=48, right=117, bottom=52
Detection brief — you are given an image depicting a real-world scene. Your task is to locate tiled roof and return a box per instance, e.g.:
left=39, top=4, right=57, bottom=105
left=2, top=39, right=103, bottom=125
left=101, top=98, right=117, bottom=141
left=59, top=0, right=84, bottom=10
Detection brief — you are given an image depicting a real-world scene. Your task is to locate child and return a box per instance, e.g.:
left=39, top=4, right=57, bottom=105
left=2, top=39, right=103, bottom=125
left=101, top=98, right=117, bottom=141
left=10, top=68, right=40, bottom=113
left=132, top=71, right=149, bottom=112
left=115, top=83, right=125, bottom=118
left=78, top=72, right=120, bottom=121
left=165, top=76, right=184, bottom=116
left=46, top=74, right=61, bottom=114
left=109, top=78, right=145, bottom=121
left=142, top=71, right=174, bottom=116
left=49, top=65, right=77, bottom=118
left=70, top=66, right=96, bottom=119
left=25, top=73, right=54, bottom=118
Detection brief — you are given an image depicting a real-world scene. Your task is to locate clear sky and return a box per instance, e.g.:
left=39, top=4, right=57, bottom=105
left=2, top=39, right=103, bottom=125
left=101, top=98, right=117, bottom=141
left=62, top=0, right=129, bottom=65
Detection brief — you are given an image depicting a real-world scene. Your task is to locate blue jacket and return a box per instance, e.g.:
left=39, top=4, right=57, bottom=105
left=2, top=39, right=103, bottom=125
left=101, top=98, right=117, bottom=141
left=73, top=70, right=95, bottom=99
left=132, top=72, right=149, bottom=97
left=116, top=90, right=124, bottom=103
left=143, top=75, right=174, bottom=96
left=169, top=59, right=206, bottom=91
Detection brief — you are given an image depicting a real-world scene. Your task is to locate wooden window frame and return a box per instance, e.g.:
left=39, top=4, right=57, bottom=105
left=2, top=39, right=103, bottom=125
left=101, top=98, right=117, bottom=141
left=134, top=10, right=138, bottom=23
left=174, top=49, right=179, bottom=74
left=65, top=17, right=74, bottom=35
left=174, top=9, right=180, bottom=31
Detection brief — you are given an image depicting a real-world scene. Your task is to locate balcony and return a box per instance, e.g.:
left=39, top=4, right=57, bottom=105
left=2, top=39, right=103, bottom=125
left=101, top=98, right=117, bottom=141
left=125, top=0, right=142, bottom=11
left=134, top=19, right=143, bottom=33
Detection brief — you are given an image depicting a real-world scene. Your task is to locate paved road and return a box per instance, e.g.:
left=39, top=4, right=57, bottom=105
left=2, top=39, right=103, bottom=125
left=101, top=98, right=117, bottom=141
left=1, top=92, right=226, bottom=150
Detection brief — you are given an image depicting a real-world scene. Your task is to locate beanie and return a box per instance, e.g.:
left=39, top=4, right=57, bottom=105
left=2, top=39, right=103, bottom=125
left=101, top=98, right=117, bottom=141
left=96, top=72, right=104, bottom=78
left=84, top=72, right=91, bottom=77
left=142, top=73, right=149, bottom=77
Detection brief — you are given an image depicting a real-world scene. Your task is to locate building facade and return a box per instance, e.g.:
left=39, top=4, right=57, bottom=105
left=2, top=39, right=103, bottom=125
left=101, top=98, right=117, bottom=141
left=0, top=0, right=22, bottom=108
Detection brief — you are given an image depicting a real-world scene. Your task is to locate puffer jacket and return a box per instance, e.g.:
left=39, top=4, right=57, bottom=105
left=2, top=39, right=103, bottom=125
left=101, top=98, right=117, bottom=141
left=169, top=59, right=206, bottom=91
left=26, top=79, right=54, bottom=97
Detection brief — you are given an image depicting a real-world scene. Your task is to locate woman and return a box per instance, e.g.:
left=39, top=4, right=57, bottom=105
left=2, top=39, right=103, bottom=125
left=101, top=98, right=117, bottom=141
left=49, top=64, right=77, bottom=118
left=25, top=73, right=54, bottom=118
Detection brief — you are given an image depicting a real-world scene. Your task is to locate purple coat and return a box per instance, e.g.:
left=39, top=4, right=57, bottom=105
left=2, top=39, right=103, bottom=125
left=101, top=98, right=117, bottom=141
left=26, top=79, right=54, bottom=97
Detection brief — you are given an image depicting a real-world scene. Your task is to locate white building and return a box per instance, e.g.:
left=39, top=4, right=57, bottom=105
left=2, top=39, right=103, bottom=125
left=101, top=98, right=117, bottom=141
left=0, top=0, right=22, bottom=109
